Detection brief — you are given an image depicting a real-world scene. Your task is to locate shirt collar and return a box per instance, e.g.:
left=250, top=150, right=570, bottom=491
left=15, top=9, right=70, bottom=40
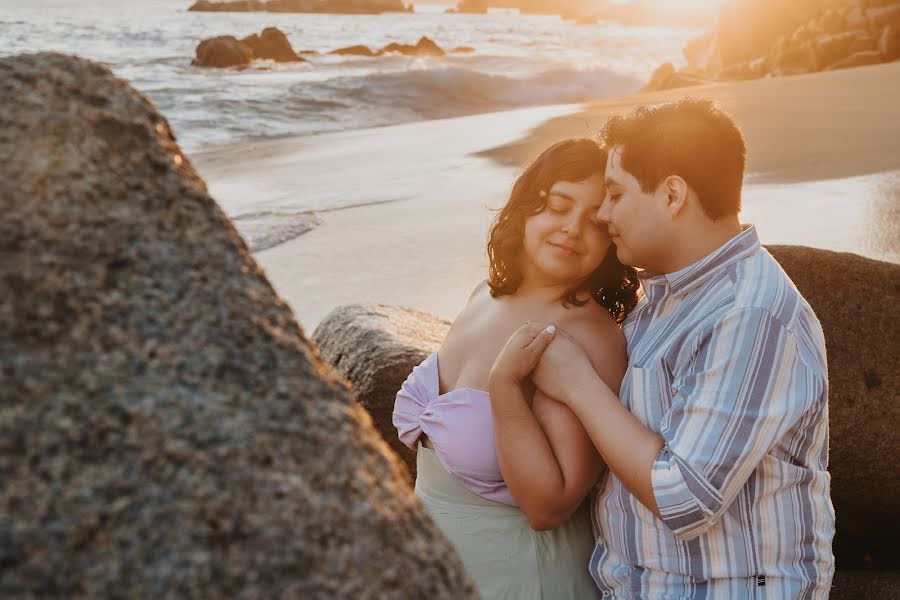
left=639, top=225, right=760, bottom=301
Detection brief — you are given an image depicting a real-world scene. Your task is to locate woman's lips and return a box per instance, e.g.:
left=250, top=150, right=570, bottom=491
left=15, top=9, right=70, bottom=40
left=548, top=241, right=580, bottom=255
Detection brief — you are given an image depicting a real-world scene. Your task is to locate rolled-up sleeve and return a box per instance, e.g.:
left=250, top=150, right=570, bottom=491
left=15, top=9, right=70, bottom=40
left=651, top=307, right=825, bottom=540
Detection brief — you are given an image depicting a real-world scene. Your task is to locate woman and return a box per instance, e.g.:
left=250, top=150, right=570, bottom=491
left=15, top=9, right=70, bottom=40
left=393, top=139, right=639, bottom=599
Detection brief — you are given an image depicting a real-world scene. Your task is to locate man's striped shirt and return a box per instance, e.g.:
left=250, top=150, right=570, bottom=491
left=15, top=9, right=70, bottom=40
left=590, top=226, right=835, bottom=599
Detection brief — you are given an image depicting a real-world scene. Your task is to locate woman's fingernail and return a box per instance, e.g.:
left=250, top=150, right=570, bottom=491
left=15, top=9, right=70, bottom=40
left=545, top=325, right=556, bottom=335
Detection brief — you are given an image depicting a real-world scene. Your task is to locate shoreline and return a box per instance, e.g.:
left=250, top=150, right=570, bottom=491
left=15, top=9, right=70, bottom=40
left=481, top=62, right=900, bottom=185
left=192, top=63, right=900, bottom=330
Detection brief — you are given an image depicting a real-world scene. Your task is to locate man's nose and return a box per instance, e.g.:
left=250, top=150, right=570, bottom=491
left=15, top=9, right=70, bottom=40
left=596, top=200, right=612, bottom=224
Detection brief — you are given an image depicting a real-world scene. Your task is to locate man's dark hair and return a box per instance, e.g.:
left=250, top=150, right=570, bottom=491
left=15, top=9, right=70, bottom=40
left=598, top=98, right=747, bottom=220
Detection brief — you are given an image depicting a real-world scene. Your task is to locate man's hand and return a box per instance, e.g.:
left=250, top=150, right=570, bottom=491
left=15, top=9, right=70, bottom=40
left=488, top=321, right=557, bottom=394
left=532, top=330, right=598, bottom=405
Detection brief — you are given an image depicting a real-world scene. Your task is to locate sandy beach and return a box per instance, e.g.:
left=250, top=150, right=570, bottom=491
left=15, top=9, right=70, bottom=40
left=193, top=61, right=900, bottom=331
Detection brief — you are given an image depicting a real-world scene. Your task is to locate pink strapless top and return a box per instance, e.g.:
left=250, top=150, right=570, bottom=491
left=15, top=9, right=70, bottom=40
left=392, top=352, right=517, bottom=506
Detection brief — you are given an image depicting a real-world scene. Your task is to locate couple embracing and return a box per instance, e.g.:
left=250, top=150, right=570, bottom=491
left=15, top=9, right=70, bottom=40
left=393, top=98, right=835, bottom=599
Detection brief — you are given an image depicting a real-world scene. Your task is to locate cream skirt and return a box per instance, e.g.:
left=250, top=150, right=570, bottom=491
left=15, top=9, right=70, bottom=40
left=415, top=444, right=599, bottom=600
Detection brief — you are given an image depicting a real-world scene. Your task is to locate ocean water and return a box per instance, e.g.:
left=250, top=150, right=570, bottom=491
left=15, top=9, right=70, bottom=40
left=0, top=0, right=696, bottom=152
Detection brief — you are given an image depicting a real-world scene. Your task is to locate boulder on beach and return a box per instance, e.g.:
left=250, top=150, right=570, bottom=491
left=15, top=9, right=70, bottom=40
left=0, top=52, right=477, bottom=598
left=240, top=26, right=305, bottom=62
left=813, top=30, right=877, bottom=71
left=879, top=25, right=900, bottom=60
left=192, top=35, right=254, bottom=68
left=716, top=0, right=825, bottom=67
left=645, top=0, right=900, bottom=89
left=312, top=305, right=451, bottom=479
left=825, top=49, right=885, bottom=70
left=867, top=2, right=900, bottom=29
left=715, top=57, right=765, bottom=81
left=766, top=246, right=900, bottom=571
left=641, top=61, right=709, bottom=92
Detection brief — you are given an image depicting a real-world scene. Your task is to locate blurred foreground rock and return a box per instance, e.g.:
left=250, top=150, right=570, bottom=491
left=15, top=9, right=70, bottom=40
left=313, top=305, right=451, bottom=479
left=0, top=52, right=475, bottom=599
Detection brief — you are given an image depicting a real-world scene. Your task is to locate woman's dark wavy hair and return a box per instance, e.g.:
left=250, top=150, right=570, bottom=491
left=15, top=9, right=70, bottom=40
left=486, top=138, right=640, bottom=323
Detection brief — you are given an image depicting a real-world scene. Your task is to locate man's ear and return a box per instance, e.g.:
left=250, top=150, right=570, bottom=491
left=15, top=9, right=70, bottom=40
left=662, top=175, right=688, bottom=217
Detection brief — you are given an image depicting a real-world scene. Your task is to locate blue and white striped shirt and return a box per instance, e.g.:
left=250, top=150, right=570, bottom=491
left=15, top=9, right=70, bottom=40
left=591, top=226, right=835, bottom=599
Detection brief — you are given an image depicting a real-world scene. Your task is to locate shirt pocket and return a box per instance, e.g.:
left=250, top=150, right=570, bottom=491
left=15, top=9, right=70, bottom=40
left=620, top=357, right=674, bottom=430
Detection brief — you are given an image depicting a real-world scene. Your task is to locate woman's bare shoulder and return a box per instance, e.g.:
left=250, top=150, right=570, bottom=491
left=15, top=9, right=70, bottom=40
left=554, top=302, right=627, bottom=377
left=468, top=278, right=490, bottom=301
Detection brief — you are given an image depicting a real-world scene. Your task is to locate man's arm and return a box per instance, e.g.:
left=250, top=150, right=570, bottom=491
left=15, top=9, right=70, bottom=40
left=647, top=309, right=824, bottom=538
left=531, top=340, right=665, bottom=518
left=533, top=308, right=824, bottom=538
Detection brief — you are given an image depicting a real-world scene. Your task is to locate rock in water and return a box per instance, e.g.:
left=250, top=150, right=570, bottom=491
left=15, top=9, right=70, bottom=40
left=768, top=246, right=900, bottom=570
left=313, top=305, right=451, bottom=479
left=192, top=35, right=254, bottom=68
left=0, top=52, right=476, bottom=599
left=241, top=27, right=305, bottom=62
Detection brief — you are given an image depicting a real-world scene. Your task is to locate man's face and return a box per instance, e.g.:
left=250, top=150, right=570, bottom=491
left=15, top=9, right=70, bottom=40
left=597, top=146, right=669, bottom=270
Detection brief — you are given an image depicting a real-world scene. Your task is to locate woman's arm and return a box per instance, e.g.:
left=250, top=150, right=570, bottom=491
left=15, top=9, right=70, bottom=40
left=491, top=315, right=627, bottom=530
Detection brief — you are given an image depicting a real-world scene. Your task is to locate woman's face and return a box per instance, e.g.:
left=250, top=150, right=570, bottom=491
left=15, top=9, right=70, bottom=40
left=521, top=173, right=611, bottom=287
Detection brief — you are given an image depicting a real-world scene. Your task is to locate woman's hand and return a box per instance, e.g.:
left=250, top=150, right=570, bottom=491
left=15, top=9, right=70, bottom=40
left=488, top=321, right=557, bottom=395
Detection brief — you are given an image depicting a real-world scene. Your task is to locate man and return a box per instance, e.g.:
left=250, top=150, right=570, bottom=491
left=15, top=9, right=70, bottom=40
left=489, top=98, right=835, bottom=598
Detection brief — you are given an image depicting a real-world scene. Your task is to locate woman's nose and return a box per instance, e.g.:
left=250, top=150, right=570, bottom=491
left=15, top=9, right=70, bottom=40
left=562, top=216, right=582, bottom=236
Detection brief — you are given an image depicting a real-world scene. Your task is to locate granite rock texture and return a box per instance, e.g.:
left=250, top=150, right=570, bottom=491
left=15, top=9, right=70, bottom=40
left=0, top=52, right=475, bottom=599
left=313, top=304, right=451, bottom=479
left=767, top=245, right=899, bottom=570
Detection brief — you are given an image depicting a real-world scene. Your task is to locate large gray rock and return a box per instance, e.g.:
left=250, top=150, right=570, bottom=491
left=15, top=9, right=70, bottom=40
left=0, top=52, right=476, bottom=599
left=830, top=570, right=900, bottom=599
left=767, top=246, right=899, bottom=571
left=313, top=305, right=451, bottom=479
